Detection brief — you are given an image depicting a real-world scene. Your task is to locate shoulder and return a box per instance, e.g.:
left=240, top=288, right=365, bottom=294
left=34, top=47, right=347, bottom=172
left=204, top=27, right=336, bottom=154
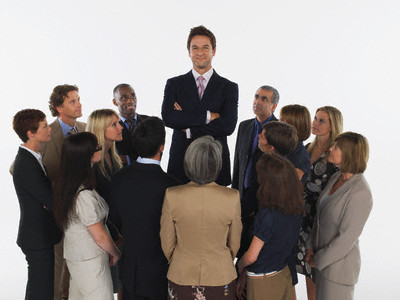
left=167, top=71, right=192, bottom=83
left=76, top=121, right=86, bottom=131
left=137, top=114, right=150, bottom=122
left=349, top=174, right=372, bottom=199
left=212, top=70, right=238, bottom=87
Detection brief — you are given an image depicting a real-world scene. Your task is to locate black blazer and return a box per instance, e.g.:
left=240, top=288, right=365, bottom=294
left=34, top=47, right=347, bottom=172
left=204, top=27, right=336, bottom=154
left=232, top=115, right=277, bottom=199
left=161, top=70, right=238, bottom=186
left=115, top=113, right=149, bottom=163
left=13, top=147, right=62, bottom=249
left=111, top=162, right=180, bottom=297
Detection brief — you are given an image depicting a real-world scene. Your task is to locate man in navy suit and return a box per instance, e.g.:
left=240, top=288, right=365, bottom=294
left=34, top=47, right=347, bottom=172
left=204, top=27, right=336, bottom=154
left=162, top=25, right=238, bottom=186
left=111, top=117, right=180, bottom=300
left=113, top=83, right=149, bottom=165
left=232, top=85, right=280, bottom=200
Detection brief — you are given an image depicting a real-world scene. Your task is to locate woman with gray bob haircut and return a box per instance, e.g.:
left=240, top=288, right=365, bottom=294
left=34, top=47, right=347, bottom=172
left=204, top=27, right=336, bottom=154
left=161, top=136, right=242, bottom=300
left=184, top=135, right=223, bottom=185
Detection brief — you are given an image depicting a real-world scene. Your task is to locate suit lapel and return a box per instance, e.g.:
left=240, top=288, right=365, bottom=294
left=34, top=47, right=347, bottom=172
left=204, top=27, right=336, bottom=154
left=51, top=120, right=65, bottom=156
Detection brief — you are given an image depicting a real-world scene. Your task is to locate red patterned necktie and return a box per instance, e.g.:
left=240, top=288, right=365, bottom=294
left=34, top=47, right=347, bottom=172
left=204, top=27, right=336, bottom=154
left=198, top=76, right=205, bottom=99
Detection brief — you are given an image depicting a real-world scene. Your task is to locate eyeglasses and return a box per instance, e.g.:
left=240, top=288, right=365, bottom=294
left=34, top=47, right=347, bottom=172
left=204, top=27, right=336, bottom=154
left=94, top=145, right=102, bottom=152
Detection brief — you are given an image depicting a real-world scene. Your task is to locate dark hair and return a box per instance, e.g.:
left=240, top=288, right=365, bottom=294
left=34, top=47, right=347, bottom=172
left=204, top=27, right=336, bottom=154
left=187, top=25, right=216, bottom=50
left=184, top=136, right=222, bottom=185
left=258, top=85, right=280, bottom=104
left=262, top=121, right=298, bottom=156
left=49, top=84, right=79, bottom=117
left=132, top=117, right=165, bottom=158
left=334, top=132, right=369, bottom=174
left=53, top=132, right=98, bottom=229
left=113, top=83, right=132, bottom=97
left=13, top=109, right=46, bottom=142
left=256, top=152, right=303, bottom=215
left=280, top=104, right=311, bottom=142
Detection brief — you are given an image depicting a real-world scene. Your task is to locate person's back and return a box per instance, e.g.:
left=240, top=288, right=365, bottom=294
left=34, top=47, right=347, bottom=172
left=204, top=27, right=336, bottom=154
left=162, top=182, right=240, bottom=285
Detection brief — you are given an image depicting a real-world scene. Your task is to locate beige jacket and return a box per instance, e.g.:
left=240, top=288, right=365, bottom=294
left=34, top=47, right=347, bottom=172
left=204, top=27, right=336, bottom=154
left=307, top=172, right=373, bottom=285
left=160, top=182, right=242, bottom=286
left=39, top=119, right=86, bottom=181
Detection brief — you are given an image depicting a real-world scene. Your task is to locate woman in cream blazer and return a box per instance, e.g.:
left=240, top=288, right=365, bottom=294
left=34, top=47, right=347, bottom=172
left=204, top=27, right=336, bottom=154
left=161, top=136, right=242, bottom=300
left=306, top=132, right=373, bottom=300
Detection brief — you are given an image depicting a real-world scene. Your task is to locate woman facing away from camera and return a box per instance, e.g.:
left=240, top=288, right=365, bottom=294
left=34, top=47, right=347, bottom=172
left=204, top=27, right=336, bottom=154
left=160, top=135, right=242, bottom=300
left=236, top=152, right=303, bottom=300
left=53, top=132, right=120, bottom=300
left=296, top=106, right=343, bottom=300
left=279, top=104, right=312, bottom=184
left=12, top=109, right=62, bottom=300
left=86, top=109, right=124, bottom=297
left=305, top=132, right=372, bottom=300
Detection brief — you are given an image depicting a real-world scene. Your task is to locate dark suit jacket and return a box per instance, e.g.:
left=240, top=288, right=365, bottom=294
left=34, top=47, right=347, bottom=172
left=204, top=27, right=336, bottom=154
left=232, top=115, right=277, bottom=199
left=111, top=162, right=180, bottom=298
left=161, top=70, right=238, bottom=186
left=13, top=147, right=62, bottom=250
left=115, top=113, right=149, bottom=163
left=39, top=119, right=86, bottom=181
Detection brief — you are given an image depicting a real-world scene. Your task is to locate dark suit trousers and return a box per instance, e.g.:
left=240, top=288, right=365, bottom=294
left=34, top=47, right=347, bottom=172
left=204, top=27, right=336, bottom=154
left=123, top=286, right=166, bottom=300
left=21, top=247, right=54, bottom=300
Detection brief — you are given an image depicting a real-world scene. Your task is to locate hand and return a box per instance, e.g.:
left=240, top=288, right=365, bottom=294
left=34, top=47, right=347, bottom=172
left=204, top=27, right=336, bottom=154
left=305, top=249, right=316, bottom=268
left=174, top=102, right=183, bottom=111
left=109, top=249, right=121, bottom=266
left=210, top=112, right=220, bottom=121
left=236, top=271, right=247, bottom=300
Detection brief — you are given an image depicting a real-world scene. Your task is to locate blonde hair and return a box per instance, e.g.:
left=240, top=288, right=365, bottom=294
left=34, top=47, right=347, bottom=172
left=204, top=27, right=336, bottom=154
left=335, top=132, right=369, bottom=173
left=308, top=106, right=343, bottom=159
left=280, top=104, right=311, bottom=142
left=86, top=109, right=123, bottom=179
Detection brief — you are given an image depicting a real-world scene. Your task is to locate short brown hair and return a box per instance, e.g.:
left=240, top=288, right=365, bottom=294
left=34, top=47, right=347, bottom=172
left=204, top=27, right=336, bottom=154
left=262, top=121, right=298, bottom=156
left=334, top=132, right=369, bottom=174
left=256, top=152, right=303, bottom=215
left=187, top=25, right=216, bottom=50
left=280, top=104, right=311, bottom=142
left=49, top=84, right=79, bottom=117
left=13, top=109, right=46, bottom=142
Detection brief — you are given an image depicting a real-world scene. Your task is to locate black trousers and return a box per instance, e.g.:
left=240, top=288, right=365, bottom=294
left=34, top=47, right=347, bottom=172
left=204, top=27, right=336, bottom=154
left=21, top=247, right=54, bottom=300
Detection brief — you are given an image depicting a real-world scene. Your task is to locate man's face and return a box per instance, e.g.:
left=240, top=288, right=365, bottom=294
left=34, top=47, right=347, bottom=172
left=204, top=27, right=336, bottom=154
left=188, top=35, right=215, bottom=74
left=253, top=89, right=277, bottom=122
left=113, top=86, right=137, bottom=119
left=57, top=90, right=82, bottom=121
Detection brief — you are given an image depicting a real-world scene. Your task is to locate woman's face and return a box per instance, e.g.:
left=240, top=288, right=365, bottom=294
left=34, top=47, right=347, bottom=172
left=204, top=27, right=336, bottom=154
left=312, top=110, right=331, bottom=138
left=328, top=142, right=342, bottom=168
left=30, top=119, right=51, bottom=143
left=105, top=115, right=123, bottom=142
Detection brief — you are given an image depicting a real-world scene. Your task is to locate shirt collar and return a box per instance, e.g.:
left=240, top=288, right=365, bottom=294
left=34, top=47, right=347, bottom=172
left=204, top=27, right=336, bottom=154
left=119, top=113, right=137, bottom=123
left=58, top=118, right=77, bottom=138
left=136, top=156, right=160, bottom=166
left=20, top=145, right=42, bottom=161
left=254, top=114, right=274, bottom=127
left=192, top=68, right=214, bottom=82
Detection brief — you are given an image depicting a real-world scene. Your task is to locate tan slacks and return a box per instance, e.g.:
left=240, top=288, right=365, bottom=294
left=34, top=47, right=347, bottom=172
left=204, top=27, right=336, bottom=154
left=246, top=265, right=293, bottom=300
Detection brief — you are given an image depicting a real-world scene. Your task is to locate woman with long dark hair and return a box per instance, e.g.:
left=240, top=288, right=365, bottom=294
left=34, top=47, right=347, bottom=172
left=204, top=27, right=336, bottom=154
left=236, top=153, right=303, bottom=300
left=53, top=132, right=120, bottom=300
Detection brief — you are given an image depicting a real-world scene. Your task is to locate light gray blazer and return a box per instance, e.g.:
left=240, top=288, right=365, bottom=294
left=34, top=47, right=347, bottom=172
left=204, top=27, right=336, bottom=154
left=306, top=172, right=372, bottom=285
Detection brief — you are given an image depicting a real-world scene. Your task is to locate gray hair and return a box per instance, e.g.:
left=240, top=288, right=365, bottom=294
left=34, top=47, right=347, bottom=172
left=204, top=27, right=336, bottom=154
left=184, top=136, right=222, bottom=185
left=258, top=85, right=280, bottom=104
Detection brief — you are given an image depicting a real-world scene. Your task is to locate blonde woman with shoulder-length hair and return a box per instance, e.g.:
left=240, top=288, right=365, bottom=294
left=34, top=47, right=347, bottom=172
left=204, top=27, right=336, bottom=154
left=296, top=106, right=343, bottom=300
left=86, top=109, right=124, bottom=296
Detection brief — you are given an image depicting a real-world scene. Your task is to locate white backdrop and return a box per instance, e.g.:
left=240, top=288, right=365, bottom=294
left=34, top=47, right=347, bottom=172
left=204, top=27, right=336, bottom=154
left=1, top=1, right=399, bottom=299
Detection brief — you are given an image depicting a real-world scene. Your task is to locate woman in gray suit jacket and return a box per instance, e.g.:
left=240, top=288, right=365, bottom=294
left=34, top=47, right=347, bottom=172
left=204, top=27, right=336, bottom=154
left=160, top=136, right=242, bottom=300
left=306, top=132, right=373, bottom=300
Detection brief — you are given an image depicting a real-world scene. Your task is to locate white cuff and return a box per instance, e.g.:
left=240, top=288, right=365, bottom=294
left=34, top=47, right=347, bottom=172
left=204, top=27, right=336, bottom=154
left=206, top=111, right=211, bottom=124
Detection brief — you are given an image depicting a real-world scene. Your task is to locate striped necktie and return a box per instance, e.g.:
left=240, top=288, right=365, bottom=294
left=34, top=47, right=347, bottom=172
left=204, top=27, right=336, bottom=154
left=198, top=76, right=205, bottom=99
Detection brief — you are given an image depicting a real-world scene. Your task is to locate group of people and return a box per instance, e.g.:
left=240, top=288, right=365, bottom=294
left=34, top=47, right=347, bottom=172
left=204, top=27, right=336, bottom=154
left=11, top=25, right=372, bottom=300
